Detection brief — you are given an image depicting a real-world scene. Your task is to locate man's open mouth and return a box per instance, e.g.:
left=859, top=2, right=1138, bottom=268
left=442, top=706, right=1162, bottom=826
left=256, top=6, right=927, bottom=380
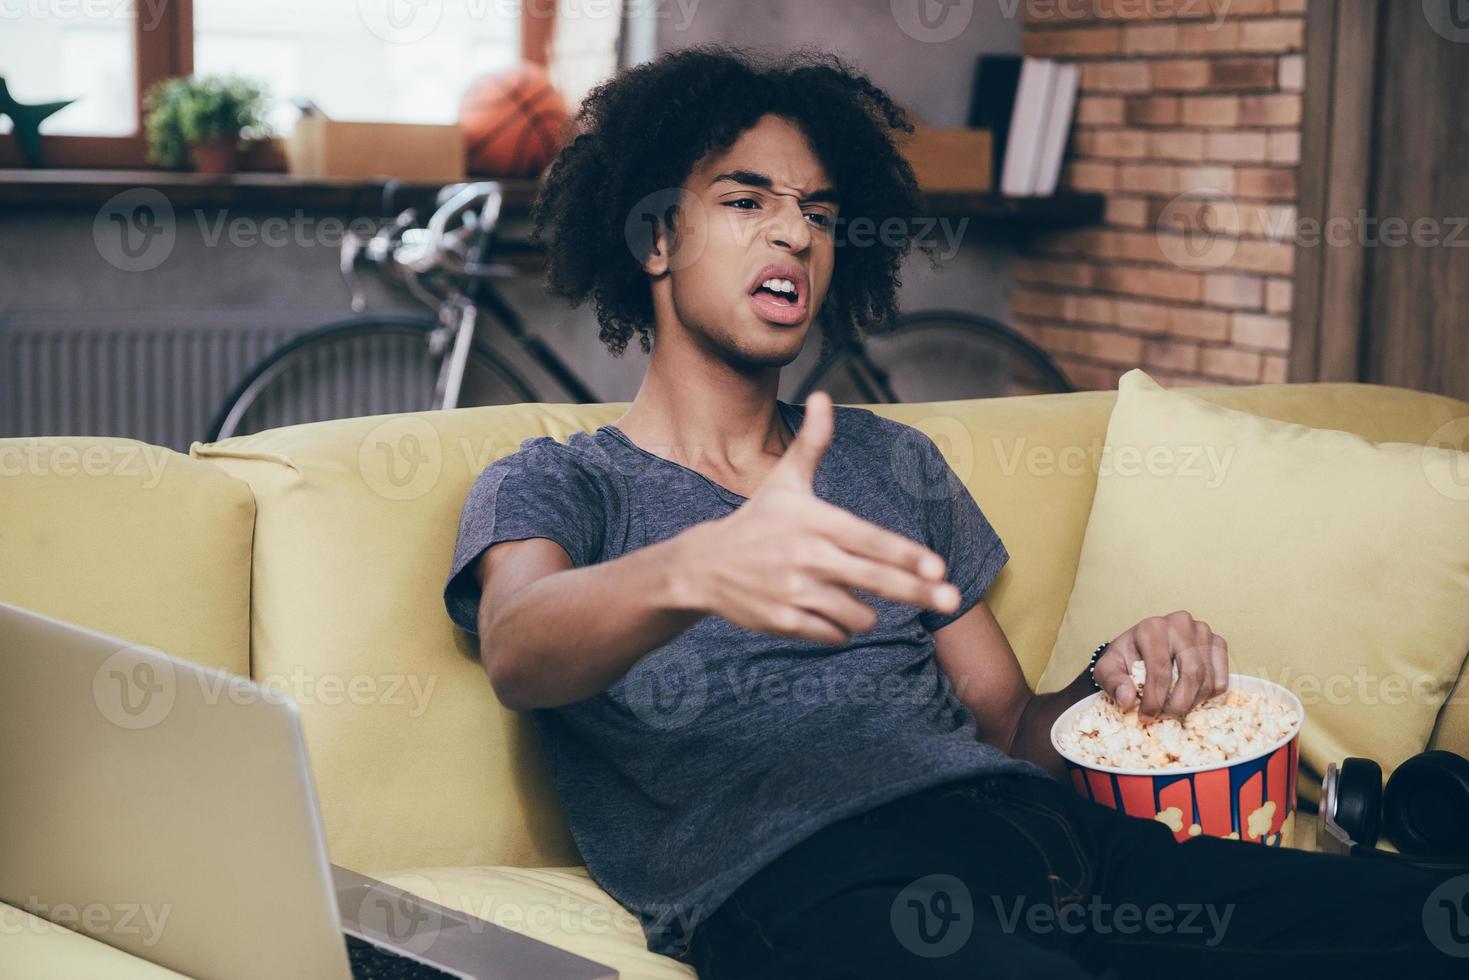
left=748, top=264, right=809, bottom=325
left=753, top=277, right=800, bottom=305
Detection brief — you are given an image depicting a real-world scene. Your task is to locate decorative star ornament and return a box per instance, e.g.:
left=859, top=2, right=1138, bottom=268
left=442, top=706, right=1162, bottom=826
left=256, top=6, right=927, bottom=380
left=0, top=77, right=77, bottom=167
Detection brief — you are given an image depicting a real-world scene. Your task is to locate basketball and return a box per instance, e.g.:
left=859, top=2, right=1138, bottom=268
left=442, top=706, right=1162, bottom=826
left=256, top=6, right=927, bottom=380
left=459, top=62, right=571, bottom=178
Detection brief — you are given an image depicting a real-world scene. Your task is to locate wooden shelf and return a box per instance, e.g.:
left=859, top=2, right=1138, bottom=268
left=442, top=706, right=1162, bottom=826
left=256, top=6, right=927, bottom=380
left=917, top=189, right=1105, bottom=228
left=0, top=169, right=544, bottom=213
left=1, top=169, right=1103, bottom=228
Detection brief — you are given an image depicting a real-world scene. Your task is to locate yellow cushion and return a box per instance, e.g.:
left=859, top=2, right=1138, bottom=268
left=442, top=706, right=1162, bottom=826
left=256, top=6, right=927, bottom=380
left=871, top=383, right=1469, bottom=687
left=0, top=437, right=253, bottom=678
left=1036, top=369, right=1469, bottom=804
left=369, top=865, right=695, bottom=980
left=191, top=405, right=625, bottom=875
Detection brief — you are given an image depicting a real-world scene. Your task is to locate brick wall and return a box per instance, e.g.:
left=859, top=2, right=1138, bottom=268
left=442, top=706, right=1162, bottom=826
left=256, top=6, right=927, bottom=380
left=1012, top=0, right=1307, bottom=389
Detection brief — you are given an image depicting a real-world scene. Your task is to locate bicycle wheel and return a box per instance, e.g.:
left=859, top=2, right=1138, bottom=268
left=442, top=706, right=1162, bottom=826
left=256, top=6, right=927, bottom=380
left=206, top=314, right=537, bottom=442
left=793, top=310, right=1074, bottom=404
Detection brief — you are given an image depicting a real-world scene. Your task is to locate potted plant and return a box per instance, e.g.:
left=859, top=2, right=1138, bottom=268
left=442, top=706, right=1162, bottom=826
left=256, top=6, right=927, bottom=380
left=143, top=74, right=270, bottom=175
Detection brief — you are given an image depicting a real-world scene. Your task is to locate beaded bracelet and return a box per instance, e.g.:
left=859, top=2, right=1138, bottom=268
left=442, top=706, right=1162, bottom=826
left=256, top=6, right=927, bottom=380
left=1087, top=641, right=1110, bottom=692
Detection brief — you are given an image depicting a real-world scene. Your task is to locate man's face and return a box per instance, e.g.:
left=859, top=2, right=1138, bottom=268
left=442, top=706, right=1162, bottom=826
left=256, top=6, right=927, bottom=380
left=651, top=113, right=838, bottom=369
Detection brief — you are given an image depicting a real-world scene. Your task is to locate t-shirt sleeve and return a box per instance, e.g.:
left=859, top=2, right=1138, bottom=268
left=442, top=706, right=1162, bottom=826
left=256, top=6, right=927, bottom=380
left=442, top=438, right=606, bottom=636
left=910, top=430, right=1009, bottom=634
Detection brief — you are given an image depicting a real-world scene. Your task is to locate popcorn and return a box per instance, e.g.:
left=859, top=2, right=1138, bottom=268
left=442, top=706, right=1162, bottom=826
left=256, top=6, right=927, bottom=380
left=1129, top=658, right=1170, bottom=693
left=1057, top=667, right=1298, bottom=770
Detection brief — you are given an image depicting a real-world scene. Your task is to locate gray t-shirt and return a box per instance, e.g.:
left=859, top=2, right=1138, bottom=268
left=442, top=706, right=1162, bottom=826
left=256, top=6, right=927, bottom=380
left=443, top=398, right=1050, bottom=960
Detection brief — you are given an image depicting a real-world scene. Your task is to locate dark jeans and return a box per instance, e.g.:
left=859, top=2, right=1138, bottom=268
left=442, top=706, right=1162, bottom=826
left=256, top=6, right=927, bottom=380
left=679, top=770, right=1469, bottom=979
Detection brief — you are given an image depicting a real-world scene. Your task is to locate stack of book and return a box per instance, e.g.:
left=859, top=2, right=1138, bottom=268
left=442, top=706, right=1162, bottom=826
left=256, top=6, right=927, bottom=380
left=969, top=54, right=1082, bottom=198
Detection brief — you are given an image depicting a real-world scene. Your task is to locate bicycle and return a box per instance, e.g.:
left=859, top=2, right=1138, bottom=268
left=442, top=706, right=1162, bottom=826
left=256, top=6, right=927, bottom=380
left=206, top=181, right=1074, bottom=442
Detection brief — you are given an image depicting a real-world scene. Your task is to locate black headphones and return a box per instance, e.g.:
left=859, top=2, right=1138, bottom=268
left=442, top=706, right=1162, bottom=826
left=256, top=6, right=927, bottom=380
left=1316, top=750, right=1469, bottom=871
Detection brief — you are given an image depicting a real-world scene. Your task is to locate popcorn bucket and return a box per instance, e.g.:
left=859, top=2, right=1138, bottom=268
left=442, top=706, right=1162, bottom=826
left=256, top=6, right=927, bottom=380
left=1050, top=674, right=1305, bottom=846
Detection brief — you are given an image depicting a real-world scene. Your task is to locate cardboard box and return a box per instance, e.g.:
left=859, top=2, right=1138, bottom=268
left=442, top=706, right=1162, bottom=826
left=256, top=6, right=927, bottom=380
left=900, top=125, right=993, bottom=193
left=285, top=117, right=465, bottom=182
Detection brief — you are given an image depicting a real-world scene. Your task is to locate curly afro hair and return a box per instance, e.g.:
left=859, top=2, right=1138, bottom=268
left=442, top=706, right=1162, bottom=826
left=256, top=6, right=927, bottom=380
left=530, top=44, right=938, bottom=361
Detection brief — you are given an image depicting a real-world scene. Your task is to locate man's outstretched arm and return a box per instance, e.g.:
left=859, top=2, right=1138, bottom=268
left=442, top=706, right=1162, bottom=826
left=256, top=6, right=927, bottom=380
left=477, top=392, right=961, bottom=711
left=932, top=603, right=1231, bottom=781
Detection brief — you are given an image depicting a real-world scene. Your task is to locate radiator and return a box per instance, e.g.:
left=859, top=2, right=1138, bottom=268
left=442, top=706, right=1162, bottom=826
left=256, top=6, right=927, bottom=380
left=1, top=310, right=315, bottom=453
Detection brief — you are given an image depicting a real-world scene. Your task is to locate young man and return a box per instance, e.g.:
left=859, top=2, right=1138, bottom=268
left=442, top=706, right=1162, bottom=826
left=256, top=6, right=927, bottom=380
left=443, top=47, right=1462, bottom=978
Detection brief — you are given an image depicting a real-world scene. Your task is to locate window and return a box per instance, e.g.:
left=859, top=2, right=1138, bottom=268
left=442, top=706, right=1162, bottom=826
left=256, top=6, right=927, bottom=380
left=545, top=2, right=624, bottom=112
left=0, top=4, right=137, bottom=136
left=193, top=0, right=520, bottom=133
left=0, top=0, right=618, bottom=170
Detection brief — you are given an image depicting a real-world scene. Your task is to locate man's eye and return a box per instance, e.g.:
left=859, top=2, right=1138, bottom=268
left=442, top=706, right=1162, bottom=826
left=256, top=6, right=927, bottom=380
left=723, top=198, right=831, bottom=227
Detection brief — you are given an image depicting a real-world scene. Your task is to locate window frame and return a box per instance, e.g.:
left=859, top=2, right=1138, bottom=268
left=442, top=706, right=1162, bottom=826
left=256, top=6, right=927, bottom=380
left=0, top=0, right=551, bottom=171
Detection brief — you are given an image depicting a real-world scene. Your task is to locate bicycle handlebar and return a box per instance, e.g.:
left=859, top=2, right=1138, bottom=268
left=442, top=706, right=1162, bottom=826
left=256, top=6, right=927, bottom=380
left=340, top=181, right=508, bottom=312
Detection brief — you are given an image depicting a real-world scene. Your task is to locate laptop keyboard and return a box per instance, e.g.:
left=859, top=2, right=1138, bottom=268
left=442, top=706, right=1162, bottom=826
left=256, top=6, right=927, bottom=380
left=345, top=934, right=461, bottom=979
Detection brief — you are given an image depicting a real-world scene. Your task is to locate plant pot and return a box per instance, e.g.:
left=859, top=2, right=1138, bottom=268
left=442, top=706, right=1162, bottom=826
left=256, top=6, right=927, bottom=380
left=191, top=137, right=239, bottom=176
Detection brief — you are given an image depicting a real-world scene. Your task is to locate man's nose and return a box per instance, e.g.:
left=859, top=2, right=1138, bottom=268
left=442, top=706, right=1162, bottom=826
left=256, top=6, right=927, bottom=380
left=764, top=199, right=812, bottom=251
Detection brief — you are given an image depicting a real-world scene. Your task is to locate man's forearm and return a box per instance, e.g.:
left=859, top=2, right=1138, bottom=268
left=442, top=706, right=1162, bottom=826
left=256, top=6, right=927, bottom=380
left=485, top=530, right=709, bottom=710
left=1004, top=665, right=1097, bottom=781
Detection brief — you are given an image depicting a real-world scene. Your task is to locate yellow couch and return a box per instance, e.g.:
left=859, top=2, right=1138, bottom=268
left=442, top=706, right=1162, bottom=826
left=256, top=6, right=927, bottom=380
left=4, top=380, right=1469, bottom=979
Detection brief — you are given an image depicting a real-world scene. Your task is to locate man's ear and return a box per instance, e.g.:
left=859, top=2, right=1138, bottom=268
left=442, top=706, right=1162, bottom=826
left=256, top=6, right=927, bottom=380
left=642, top=210, right=674, bottom=277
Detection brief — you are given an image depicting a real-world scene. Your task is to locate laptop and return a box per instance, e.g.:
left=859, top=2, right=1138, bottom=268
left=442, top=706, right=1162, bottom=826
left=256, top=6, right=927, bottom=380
left=0, top=600, right=618, bottom=980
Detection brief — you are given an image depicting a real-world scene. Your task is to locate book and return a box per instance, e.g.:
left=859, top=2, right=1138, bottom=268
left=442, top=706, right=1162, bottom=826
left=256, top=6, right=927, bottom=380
left=967, top=55, right=1024, bottom=185
left=1034, top=62, right=1080, bottom=196
left=1000, top=58, right=1059, bottom=196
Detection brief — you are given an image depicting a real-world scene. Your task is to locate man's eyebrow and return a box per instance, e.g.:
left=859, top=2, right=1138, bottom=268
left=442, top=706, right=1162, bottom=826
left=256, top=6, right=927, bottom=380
left=710, top=169, right=839, bottom=205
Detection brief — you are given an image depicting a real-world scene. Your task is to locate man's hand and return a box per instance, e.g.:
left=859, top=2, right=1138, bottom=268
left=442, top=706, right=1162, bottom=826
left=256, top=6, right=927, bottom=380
left=1090, top=610, right=1230, bottom=722
left=673, top=390, right=959, bottom=645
